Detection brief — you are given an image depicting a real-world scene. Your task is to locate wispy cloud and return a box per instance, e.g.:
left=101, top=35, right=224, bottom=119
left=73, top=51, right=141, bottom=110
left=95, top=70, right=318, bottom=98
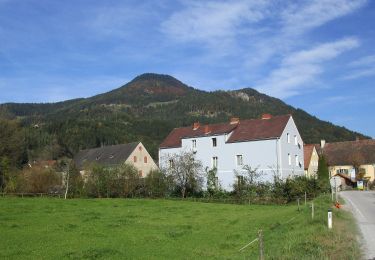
left=281, top=0, right=367, bottom=35
left=256, top=37, right=360, bottom=98
left=343, top=54, right=375, bottom=80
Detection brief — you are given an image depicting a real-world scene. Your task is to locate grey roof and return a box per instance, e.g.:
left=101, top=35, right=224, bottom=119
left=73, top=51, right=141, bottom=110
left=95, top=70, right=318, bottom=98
left=73, top=142, right=139, bottom=169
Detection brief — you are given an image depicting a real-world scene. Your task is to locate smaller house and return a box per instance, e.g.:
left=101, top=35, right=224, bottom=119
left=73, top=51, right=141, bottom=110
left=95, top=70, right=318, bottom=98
left=73, top=142, right=158, bottom=177
left=320, top=139, right=375, bottom=183
left=304, top=144, right=319, bottom=178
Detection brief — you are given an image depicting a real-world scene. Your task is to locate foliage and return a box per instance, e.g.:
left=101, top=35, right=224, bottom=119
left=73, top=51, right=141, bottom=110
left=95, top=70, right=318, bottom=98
left=17, top=166, right=61, bottom=193
left=144, top=169, right=171, bottom=197
left=162, top=151, right=204, bottom=198
left=317, top=155, right=330, bottom=191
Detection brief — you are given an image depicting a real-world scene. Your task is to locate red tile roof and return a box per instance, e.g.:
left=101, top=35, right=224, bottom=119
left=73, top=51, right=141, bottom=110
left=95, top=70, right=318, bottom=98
left=303, top=144, right=315, bottom=170
left=159, top=115, right=291, bottom=148
left=322, top=139, right=375, bottom=166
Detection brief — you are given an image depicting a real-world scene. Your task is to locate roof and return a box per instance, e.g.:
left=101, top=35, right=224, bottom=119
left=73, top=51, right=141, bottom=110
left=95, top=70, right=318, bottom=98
left=73, top=142, right=139, bottom=169
left=322, top=139, right=375, bottom=166
left=303, top=144, right=316, bottom=170
left=159, top=115, right=291, bottom=148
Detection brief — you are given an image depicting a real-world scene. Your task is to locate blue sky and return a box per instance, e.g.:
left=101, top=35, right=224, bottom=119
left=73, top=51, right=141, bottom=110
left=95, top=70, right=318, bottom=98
left=0, top=0, right=374, bottom=137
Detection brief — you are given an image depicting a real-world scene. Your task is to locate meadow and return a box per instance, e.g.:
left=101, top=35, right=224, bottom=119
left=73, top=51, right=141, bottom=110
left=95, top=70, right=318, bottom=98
left=0, top=196, right=359, bottom=259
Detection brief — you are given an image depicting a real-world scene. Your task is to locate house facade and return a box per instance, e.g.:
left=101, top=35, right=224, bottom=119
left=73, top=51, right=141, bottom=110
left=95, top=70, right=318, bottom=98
left=74, top=142, right=158, bottom=177
left=304, top=144, right=319, bottom=178
left=321, top=139, right=375, bottom=182
left=159, top=114, right=304, bottom=190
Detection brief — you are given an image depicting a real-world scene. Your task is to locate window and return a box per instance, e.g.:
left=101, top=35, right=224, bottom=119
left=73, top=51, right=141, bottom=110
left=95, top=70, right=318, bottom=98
left=144, top=156, right=147, bottom=163
left=295, top=155, right=299, bottom=166
left=138, top=146, right=142, bottom=151
left=294, top=135, right=297, bottom=145
left=212, top=156, right=218, bottom=168
left=138, top=170, right=143, bottom=177
left=237, top=175, right=245, bottom=186
left=236, top=155, right=243, bottom=166
left=336, top=169, right=349, bottom=174
left=287, top=133, right=290, bottom=143
left=212, top=138, right=217, bottom=147
left=133, top=156, right=137, bottom=163
left=288, top=153, right=291, bottom=165
left=169, top=159, right=174, bottom=168
left=192, top=139, right=197, bottom=149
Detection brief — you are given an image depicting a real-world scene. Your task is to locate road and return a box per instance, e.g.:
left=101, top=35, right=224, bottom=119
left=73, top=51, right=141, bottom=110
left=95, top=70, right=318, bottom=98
left=340, top=191, right=375, bottom=260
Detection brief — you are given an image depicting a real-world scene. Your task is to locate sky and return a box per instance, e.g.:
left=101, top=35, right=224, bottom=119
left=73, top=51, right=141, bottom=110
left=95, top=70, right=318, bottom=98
left=0, top=0, right=374, bottom=138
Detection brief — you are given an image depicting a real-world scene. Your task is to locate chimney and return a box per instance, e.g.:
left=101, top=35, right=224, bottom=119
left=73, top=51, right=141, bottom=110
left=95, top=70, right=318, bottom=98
left=230, top=117, right=240, bottom=125
left=320, top=139, right=326, bottom=149
left=193, top=122, right=200, bottom=130
left=261, top=113, right=272, bottom=120
left=204, top=125, right=211, bottom=134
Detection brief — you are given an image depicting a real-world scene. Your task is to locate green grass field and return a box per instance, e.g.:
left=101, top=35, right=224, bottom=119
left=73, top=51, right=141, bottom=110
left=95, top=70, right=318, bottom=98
left=0, top=196, right=359, bottom=259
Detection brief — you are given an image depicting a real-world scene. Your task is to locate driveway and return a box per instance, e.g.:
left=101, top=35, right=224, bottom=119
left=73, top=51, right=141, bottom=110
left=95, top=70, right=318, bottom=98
left=340, top=191, right=375, bottom=260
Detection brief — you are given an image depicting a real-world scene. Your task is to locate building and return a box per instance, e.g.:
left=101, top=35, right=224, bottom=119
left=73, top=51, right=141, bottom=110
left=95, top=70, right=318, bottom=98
left=304, top=144, right=319, bottom=178
left=74, top=142, right=158, bottom=177
left=159, top=114, right=304, bottom=190
left=320, top=139, right=375, bottom=182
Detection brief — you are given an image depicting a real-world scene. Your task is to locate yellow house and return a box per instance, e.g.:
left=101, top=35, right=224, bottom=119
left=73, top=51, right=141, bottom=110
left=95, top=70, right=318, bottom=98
left=304, top=144, right=319, bottom=178
left=320, top=139, right=375, bottom=182
left=73, top=142, right=158, bottom=177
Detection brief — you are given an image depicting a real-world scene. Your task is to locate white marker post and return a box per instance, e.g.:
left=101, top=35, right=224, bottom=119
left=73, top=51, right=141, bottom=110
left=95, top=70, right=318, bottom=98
left=328, top=209, right=332, bottom=229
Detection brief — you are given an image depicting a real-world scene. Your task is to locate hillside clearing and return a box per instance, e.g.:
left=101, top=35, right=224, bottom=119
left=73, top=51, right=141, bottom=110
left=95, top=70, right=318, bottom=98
left=0, top=196, right=359, bottom=259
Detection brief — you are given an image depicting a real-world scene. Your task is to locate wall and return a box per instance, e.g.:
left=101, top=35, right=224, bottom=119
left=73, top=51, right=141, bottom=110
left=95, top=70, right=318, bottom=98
left=126, top=142, right=158, bottom=177
left=329, top=164, right=375, bottom=182
left=306, top=147, right=319, bottom=178
left=278, top=117, right=305, bottom=179
left=159, top=117, right=305, bottom=190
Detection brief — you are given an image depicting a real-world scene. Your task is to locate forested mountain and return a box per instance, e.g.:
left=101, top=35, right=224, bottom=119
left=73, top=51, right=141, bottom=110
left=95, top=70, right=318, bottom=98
left=0, top=73, right=369, bottom=164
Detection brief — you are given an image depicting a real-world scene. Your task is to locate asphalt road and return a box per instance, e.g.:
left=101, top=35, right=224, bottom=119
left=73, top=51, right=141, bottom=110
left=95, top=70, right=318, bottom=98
left=340, top=191, right=375, bottom=260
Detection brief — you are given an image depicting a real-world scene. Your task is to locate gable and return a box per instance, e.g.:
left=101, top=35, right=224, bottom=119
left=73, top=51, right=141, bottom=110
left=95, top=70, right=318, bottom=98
left=73, top=142, right=139, bottom=169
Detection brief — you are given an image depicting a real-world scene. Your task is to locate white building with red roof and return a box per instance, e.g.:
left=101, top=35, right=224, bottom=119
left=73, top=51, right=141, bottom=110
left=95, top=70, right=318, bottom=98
left=159, top=114, right=304, bottom=190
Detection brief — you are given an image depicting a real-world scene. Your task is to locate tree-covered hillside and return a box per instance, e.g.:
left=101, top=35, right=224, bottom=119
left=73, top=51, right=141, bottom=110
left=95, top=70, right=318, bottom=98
left=0, top=73, right=369, bottom=164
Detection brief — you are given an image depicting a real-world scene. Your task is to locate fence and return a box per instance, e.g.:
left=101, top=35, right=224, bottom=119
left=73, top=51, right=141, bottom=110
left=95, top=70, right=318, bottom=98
left=1, top=192, right=63, bottom=198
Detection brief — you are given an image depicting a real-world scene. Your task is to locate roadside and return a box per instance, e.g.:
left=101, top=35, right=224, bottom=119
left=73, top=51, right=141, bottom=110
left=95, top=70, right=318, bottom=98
left=340, top=190, right=375, bottom=260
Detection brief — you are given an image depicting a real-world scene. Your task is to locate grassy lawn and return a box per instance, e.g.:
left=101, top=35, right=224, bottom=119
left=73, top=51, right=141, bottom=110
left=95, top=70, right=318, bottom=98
left=0, top=196, right=359, bottom=259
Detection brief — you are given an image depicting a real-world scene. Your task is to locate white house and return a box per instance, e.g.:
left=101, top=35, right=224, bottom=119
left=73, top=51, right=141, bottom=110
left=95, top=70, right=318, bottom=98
left=159, top=114, right=304, bottom=190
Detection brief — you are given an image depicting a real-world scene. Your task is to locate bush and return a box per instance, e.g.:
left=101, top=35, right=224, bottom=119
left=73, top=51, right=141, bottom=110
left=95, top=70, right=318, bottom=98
left=17, top=166, right=61, bottom=193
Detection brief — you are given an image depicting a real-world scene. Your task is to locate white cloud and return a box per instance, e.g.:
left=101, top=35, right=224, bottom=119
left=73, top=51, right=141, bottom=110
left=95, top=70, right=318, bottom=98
left=161, top=1, right=270, bottom=44
left=281, top=0, right=367, bottom=35
left=343, top=54, right=375, bottom=80
left=256, top=38, right=360, bottom=98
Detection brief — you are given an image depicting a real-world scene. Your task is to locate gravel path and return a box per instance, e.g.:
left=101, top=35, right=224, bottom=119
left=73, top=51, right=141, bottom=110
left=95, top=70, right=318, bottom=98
left=340, top=191, right=375, bottom=260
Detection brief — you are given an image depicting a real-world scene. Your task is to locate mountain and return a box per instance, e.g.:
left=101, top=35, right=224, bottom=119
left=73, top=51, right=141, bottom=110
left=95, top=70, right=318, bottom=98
left=0, top=73, right=369, bottom=161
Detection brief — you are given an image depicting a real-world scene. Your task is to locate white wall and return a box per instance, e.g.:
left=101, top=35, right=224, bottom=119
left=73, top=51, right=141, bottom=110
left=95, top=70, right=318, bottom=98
left=159, top=116, right=304, bottom=190
left=278, top=117, right=305, bottom=179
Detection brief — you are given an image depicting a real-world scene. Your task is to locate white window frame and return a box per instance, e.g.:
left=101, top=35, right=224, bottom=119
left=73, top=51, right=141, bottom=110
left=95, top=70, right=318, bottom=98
left=236, top=155, right=243, bottom=166
left=212, top=156, right=218, bottom=168
left=288, top=153, right=291, bottom=165
left=192, top=139, right=196, bottom=149
left=287, top=133, right=290, bottom=143
left=294, top=135, right=297, bottom=145
left=295, top=155, right=299, bottom=166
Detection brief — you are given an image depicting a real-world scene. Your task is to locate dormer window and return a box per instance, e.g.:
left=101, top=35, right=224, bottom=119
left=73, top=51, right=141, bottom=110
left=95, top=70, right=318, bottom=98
left=109, top=154, right=114, bottom=159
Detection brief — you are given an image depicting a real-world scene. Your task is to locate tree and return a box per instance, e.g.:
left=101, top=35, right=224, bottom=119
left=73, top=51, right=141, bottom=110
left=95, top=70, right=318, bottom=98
left=206, top=167, right=219, bottom=196
left=317, top=155, right=330, bottom=191
left=162, top=151, right=203, bottom=198
left=144, top=169, right=170, bottom=197
left=350, top=151, right=365, bottom=180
